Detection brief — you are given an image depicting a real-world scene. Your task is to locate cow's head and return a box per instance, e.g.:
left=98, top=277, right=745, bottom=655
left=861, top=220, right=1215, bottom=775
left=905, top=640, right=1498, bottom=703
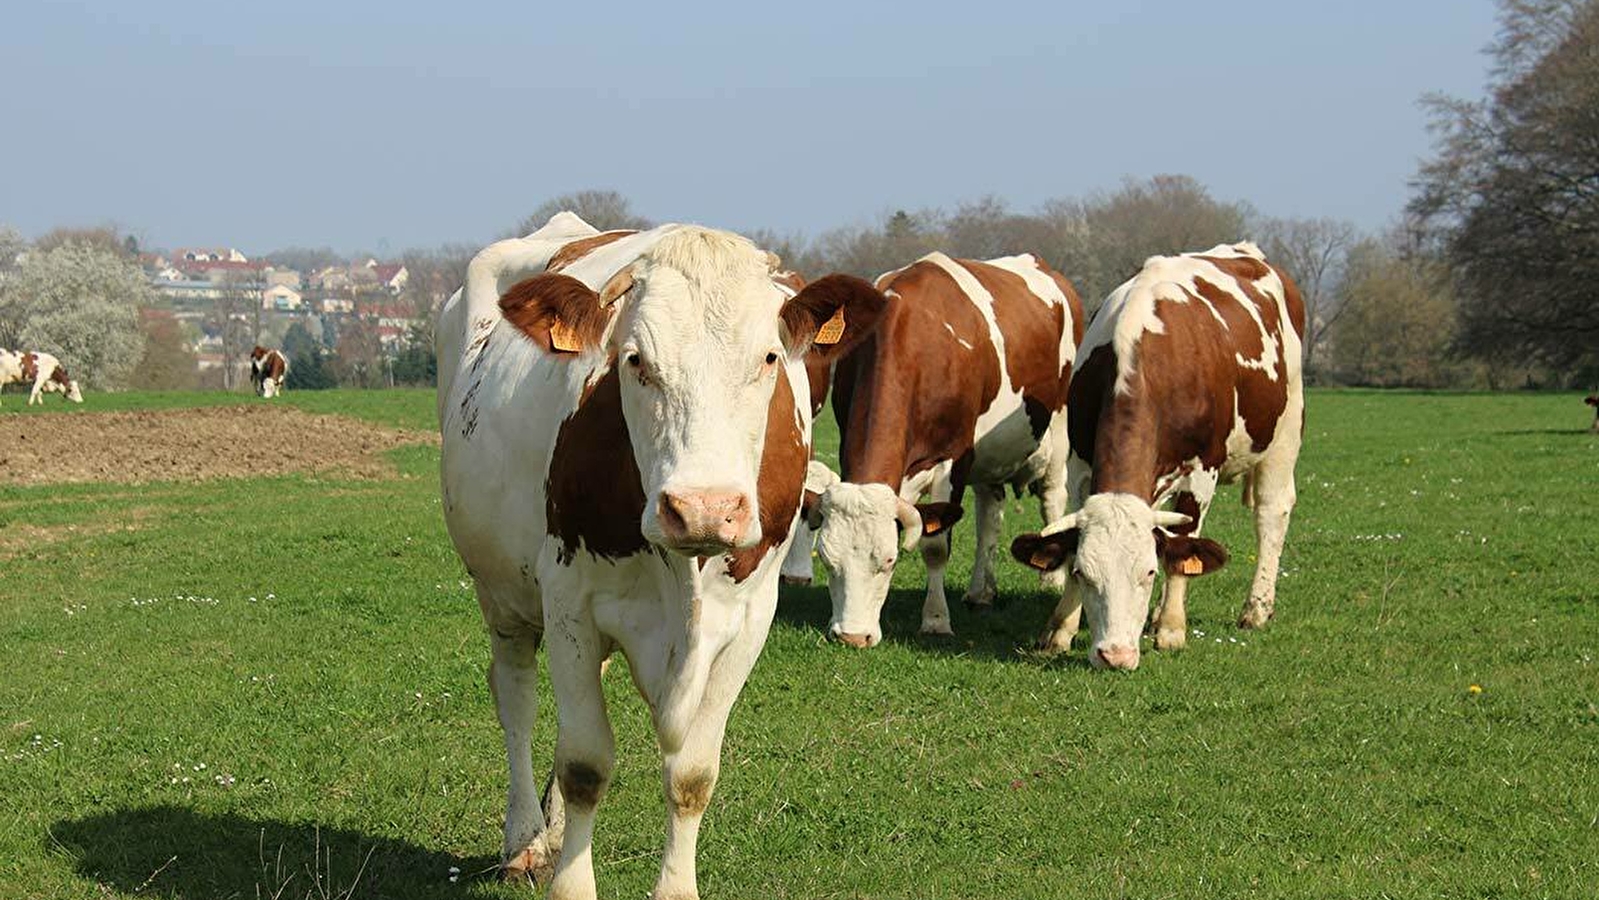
left=808, top=482, right=961, bottom=647
left=65, top=380, right=83, bottom=403
left=503, top=227, right=886, bottom=557
left=1011, top=493, right=1225, bottom=670
left=0, top=350, right=21, bottom=383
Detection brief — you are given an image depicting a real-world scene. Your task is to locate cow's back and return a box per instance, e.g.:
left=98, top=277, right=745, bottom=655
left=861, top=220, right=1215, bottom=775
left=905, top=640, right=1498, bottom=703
left=1069, top=243, right=1305, bottom=494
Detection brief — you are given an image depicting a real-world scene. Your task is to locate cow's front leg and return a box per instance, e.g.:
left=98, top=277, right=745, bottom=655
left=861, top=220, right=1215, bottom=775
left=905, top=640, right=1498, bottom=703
left=1035, top=574, right=1081, bottom=653
left=1151, top=574, right=1189, bottom=650
left=961, top=485, right=1004, bottom=610
left=487, top=627, right=557, bottom=885
left=652, top=619, right=767, bottom=900
left=919, top=531, right=954, bottom=635
left=545, top=617, right=614, bottom=900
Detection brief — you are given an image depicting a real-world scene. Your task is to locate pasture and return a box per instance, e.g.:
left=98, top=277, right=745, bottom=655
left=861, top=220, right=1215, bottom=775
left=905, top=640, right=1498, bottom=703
left=1, top=389, right=1595, bottom=899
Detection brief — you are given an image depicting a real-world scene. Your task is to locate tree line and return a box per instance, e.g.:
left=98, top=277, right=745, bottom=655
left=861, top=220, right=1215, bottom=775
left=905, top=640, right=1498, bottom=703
left=3, top=0, right=1593, bottom=393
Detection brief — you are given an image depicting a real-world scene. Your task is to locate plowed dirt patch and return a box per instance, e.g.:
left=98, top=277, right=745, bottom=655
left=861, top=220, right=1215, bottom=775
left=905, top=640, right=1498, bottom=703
left=0, top=405, right=438, bottom=485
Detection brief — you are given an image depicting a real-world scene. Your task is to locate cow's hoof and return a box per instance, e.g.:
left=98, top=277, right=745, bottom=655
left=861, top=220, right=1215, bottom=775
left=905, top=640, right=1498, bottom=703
left=919, top=620, right=954, bottom=636
left=780, top=575, right=811, bottom=586
left=1034, top=632, right=1072, bottom=655
left=502, top=842, right=555, bottom=886
left=1238, top=606, right=1273, bottom=630
left=962, top=594, right=995, bottom=612
left=1153, top=628, right=1186, bottom=651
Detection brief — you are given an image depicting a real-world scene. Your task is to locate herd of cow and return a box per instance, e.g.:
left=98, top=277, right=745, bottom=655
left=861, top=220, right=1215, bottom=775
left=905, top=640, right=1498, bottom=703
left=432, top=212, right=1306, bottom=899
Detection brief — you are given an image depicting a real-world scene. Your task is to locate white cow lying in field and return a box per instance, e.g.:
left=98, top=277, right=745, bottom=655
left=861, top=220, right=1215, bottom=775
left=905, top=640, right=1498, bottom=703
left=437, top=212, right=885, bottom=900
left=0, top=349, right=83, bottom=405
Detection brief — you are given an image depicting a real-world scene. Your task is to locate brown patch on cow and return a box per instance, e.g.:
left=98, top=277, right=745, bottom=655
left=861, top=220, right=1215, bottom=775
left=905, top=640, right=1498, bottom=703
left=724, top=372, right=807, bottom=583
left=669, top=769, right=716, bottom=817
left=263, top=352, right=285, bottom=381
left=250, top=345, right=269, bottom=362
left=954, top=257, right=1073, bottom=415
left=803, top=354, right=831, bottom=416
left=500, top=273, right=616, bottom=356
left=771, top=269, right=806, bottom=295
left=48, top=364, right=72, bottom=387
left=559, top=762, right=606, bottom=809
left=545, top=230, right=639, bottom=273
left=19, top=353, right=38, bottom=382
left=1072, top=256, right=1302, bottom=500
left=1023, top=396, right=1051, bottom=440
left=545, top=367, right=649, bottom=564
left=834, top=259, right=1003, bottom=489
left=779, top=274, right=890, bottom=362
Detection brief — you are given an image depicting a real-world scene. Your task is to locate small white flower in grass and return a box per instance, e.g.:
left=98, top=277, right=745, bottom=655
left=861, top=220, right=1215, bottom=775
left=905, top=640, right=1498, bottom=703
left=448, top=875, right=458, bottom=883
left=448, top=866, right=460, bottom=875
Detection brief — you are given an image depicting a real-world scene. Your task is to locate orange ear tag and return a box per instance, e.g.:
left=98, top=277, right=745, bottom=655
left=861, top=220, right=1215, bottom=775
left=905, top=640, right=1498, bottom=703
left=1030, top=550, right=1055, bottom=569
left=1179, top=557, right=1204, bottom=575
left=549, top=319, right=583, bottom=353
left=813, top=306, right=846, bottom=345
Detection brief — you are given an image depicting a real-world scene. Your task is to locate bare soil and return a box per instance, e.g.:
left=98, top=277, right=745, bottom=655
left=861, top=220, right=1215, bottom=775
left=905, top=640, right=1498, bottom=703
left=0, top=405, right=438, bottom=486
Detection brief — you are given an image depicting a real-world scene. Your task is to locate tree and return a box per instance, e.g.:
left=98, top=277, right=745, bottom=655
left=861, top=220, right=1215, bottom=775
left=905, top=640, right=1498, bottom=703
left=129, top=309, right=198, bottom=389
left=0, top=241, right=150, bottom=387
left=260, top=246, right=347, bottom=273
left=1328, top=240, right=1460, bottom=387
left=208, top=273, right=256, bottom=390
left=331, top=314, right=384, bottom=388
left=0, top=225, right=24, bottom=276
left=513, top=190, right=653, bottom=236
left=1259, top=217, right=1359, bottom=378
left=1411, top=0, right=1599, bottom=376
left=34, top=226, right=132, bottom=257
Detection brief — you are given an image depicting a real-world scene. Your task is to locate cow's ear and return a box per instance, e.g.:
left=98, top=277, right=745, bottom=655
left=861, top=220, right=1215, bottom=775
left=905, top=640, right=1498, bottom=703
left=499, top=273, right=615, bottom=356
left=1587, top=395, right=1599, bottom=407
left=780, top=274, right=889, bottom=362
left=800, top=489, right=822, bottom=527
left=914, top=501, right=964, bottom=537
left=1155, top=533, right=1228, bottom=577
left=1011, top=530, right=1077, bottom=571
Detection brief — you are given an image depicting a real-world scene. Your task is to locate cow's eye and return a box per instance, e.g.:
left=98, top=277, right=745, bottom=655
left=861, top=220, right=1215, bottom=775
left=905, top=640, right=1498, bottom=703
left=764, top=351, right=779, bottom=366
left=625, top=352, right=641, bottom=368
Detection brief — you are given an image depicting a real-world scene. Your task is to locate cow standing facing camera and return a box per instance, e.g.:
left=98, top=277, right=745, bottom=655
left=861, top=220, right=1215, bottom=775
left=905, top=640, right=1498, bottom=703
left=250, top=346, right=289, bottom=397
left=1012, top=242, right=1306, bottom=671
left=437, top=212, right=885, bottom=900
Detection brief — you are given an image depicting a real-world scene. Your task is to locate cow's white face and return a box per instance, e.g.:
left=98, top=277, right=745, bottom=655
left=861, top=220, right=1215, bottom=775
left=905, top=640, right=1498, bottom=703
left=812, top=482, right=919, bottom=647
left=0, top=351, right=21, bottom=383
left=616, top=254, right=789, bottom=555
left=65, top=380, right=83, bottom=403
left=1068, top=494, right=1162, bottom=670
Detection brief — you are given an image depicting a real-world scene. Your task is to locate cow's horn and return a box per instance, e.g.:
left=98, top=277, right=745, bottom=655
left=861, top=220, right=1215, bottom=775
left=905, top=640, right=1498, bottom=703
left=1039, top=512, right=1081, bottom=537
left=1152, top=510, right=1193, bottom=528
left=895, top=498, right=923, bottom=551
left=598, top=267, right=635, bottom=307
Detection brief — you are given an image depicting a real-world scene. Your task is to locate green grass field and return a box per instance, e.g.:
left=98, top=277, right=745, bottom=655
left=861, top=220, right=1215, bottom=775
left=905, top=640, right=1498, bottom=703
left=1, top=388, right=1595, bottom=899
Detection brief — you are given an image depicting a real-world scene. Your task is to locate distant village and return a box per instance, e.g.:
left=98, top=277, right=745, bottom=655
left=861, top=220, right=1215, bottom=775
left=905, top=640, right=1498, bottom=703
left=136, top=246, right=427, bottom=377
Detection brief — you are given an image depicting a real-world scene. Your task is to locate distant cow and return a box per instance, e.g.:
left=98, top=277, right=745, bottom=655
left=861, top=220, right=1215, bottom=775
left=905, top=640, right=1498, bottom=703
left=1011, top=242, right=1305, bottom=671
left=1587, top=394, right=1598, bottom=433
left=0, top=350, right=83, bottom=405
left=808, top=251, right=1084, bottom=647
left=249, top=347, right=289, bottom=397
left=436, top=212, right=885, bottom=898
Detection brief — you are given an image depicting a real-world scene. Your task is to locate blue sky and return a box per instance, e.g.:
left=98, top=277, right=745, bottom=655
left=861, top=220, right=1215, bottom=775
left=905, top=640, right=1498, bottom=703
left=2, top=1, right=1500, bottom=255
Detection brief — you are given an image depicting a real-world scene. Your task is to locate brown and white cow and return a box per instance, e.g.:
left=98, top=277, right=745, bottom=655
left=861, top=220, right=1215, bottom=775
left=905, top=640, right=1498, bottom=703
left=249, top=346, right=289, bottom=398
left=437, top=212, right=884, bottom=900
left=0, top=350, right=84, bottom=405
left=1011, top=242, right=1305, bottom=671
left=808, top=251, right=1084, bottom=646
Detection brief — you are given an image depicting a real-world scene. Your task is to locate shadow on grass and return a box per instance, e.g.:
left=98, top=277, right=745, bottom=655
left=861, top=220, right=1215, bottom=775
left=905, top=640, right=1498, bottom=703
left=1494, top=428, right=1596, bottom=436
left=51, top=805, right=497, bottom=899
left=775, top=580, right=1087, bottom=666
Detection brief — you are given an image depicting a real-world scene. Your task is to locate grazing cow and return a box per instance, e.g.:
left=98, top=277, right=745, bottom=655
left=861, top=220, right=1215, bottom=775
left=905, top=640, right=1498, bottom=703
left=250, top=346, right=289, bottom=398
left=1586, top=394, right=1598, bottom=433
left=1011, top=242, right=1305, bottom=671
left=778, top=460, right=840, bottom=584
left=437, top=212, right=885, bottom=900
left=809, top=251, right=1084, bottom=647
left=0, top=350, right=84, bottom=405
